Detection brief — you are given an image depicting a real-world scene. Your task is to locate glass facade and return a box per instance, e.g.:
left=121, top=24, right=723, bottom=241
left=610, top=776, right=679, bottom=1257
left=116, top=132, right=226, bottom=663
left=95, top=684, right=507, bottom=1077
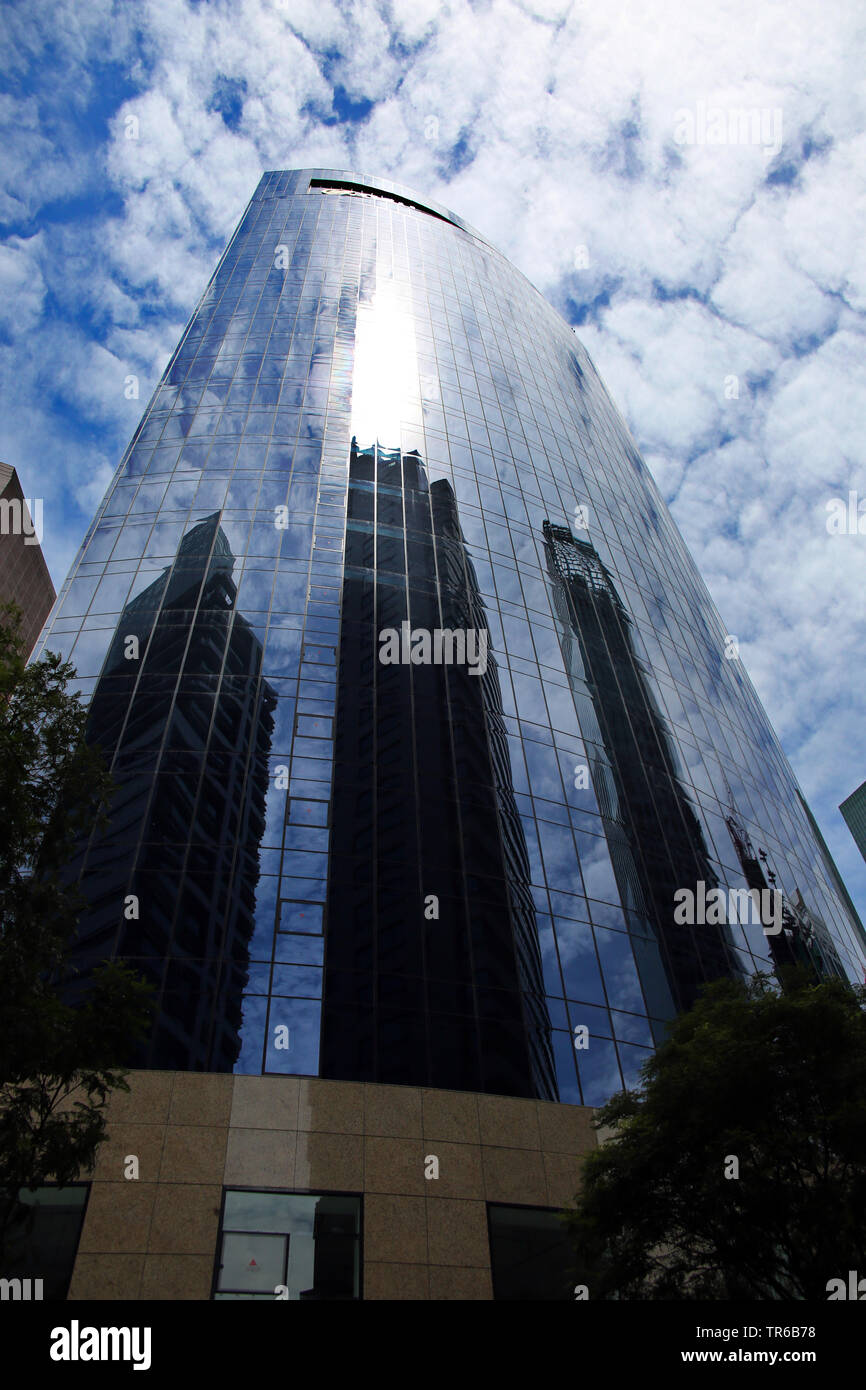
left=214, top=1191, right=361, bottom=1300
left=0, top=1185, right=90, bottom=1300
left=840, top=781, right=866, bottom=863
left=34, top=168, right=866, bottom=1105
left=487, top=1204, right=574, bottom=1301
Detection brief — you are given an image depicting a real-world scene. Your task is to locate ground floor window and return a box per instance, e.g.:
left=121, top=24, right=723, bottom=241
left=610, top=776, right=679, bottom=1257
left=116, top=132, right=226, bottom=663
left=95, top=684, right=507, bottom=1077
left=0, top=1185, right=90, bottom=1300
left=487, top=1203, right=575, bottom=1300
left=213, top=1190, right=361, bottom=1300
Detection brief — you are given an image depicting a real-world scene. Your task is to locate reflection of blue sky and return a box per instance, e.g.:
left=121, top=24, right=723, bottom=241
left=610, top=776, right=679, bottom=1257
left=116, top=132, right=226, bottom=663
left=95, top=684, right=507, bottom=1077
left=524, top=739, right=564, bottom=800
left=247, top=911, right=276, bottom=965
left=552, top=1031, right=581, bottom=1105
left=574, top=829, right=618, bottom=902
left=265, top=998, right=321, bottom=1075
left=577, top=1037, right=623, bottom=1106
left=290, top=759, right=331, bottom=788
left=616, top=1041, right=653, bottom=1091
left=261, top=781, right=288, bottom=849
left=67, top=626, right=113, bottom=678
left=267, top=699, right=296, bottom=755
left=262, top=626, right=302, bottom=679
left=245, top=962, right=271, bottom=994
left=272, top=964, right=322, bottom=997
left=519, top=815, right=543, bottom=885
left=536, top=820, right=585, bottom=898
left=235, top=567, right=274, bottom=610
left=611, top=1010, right=653, bottom=1046
left=532, top=799, right=571, bottom=829
left=250, top=875, right=279, bottom=939
left=555, top=917, right=606, bottom=1005
left=284, top=825, right=329, bottom=853
left=548, top=887, right=591, bottom=923
left=567, top=999, right=612, bottom=1036
left=282, top=877, right=326, bottom=903
left=281, top=849, right=328, bottom=880
left=535, top=915, right=563, bottom=995
left=234, top=994, right=268, bottom=1074
left=279, top=902, right=324, bottom=934
left=271, top=568, right=308, bottom=611
left=594, top=927, right=645, bottom=1012
left=274, top=934, right=323, bottom=966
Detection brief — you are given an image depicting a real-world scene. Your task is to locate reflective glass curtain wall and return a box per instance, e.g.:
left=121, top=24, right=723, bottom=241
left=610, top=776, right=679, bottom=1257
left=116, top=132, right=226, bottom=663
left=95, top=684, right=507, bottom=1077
left=34, top=169, right=866, bottom=1105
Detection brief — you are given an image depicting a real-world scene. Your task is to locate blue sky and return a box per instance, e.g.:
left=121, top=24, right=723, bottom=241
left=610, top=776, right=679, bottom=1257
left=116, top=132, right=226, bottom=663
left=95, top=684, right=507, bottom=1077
left=1, top=0, right=865, bottom=919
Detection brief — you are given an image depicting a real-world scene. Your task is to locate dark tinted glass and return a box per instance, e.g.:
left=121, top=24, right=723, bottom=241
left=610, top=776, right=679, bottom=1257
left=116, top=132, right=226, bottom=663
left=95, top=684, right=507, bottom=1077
left=0, top=1185, right=89, bottom=1300
left=488, top=1203, right=574, bottom=1301
left=214, top=1190, right=361, bottom=1301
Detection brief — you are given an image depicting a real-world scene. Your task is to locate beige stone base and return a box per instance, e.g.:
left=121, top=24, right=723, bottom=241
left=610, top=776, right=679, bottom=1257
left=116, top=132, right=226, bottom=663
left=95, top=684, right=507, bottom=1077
left=66, top=1071, right=596, bottom=1301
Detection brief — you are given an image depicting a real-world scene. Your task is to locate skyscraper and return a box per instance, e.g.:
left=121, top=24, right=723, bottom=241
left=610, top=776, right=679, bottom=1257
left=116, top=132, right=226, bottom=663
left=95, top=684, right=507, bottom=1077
left=29, top=169, right=866, bottom=1300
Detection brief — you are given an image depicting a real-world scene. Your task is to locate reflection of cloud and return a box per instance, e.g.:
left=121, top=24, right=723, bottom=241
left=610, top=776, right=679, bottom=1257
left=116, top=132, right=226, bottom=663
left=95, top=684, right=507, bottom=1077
left=266, top=998, right=321, bottom=1074
left=234, top=995, right=269, bottom=1074
left=555, top=917, right=606, bottom=1005
left=261, top=780, right=289, bottom=849
left=595, top=927, right=645, bottom=1013
left=5, top=0, right=865, bottom=924
left=577, top=1036, right=622, bottom=1106
left=617, top=1041, right=652, bottom=1090
left=536, top=820, right=584, bottom=897
left=575, top=832, right=618, bottom=902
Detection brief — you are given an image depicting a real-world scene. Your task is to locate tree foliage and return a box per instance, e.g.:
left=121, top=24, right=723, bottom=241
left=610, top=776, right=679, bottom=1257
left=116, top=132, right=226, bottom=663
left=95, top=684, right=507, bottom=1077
left=0, top=604, right=153, bottom=1240
left=563, top=967, right=866, bottom=1299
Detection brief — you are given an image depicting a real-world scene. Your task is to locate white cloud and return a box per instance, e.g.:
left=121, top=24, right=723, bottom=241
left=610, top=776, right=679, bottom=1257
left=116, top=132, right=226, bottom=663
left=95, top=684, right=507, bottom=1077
left=2, top=0, right=865, bottom=920
left=0, top=234, right=46, bottom=331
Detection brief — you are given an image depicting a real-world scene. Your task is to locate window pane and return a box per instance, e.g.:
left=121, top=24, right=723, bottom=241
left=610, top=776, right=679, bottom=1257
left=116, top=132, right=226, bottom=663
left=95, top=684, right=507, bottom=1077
left=0, top=1185, right=89, bottom=1300
left=488, top=1204, right=574, bottom=1300
left=217, top=1232, right=286, bottom=1292
left=214, top=1191, right=361, bottom=1300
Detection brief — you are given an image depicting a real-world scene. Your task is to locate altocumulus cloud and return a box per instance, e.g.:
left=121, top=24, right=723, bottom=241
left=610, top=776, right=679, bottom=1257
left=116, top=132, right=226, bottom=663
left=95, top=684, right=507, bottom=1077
left=0, top=0, right=864, bottom=913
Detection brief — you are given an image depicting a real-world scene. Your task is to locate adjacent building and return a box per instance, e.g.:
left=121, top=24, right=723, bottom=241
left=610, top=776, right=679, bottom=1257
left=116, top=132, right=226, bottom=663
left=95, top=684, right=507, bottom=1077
left=0, top=461, right=55, bottom=656
left=840, top=781, right=866, bottom=864
left=16, top=169, right=866, bottom=1300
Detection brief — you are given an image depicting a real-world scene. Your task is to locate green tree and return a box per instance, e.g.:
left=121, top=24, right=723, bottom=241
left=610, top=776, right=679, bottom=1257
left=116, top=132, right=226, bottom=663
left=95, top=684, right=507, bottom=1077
left=563, top=968, right=866, bottom=1299
left=0, top=603, right=153, bottom=1250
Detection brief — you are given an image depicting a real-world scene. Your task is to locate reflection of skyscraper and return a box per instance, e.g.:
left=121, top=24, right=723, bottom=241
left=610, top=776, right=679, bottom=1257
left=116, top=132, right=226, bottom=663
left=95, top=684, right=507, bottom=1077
left=28, top=169, right=866, bottom=1300
left=321, top=441, right=555, bottom=1097
left=65, top=514, right=276, bottom=1070
left=542, top=522, right=736, bottom=1016
left=726, top=814, right=847, bottom=984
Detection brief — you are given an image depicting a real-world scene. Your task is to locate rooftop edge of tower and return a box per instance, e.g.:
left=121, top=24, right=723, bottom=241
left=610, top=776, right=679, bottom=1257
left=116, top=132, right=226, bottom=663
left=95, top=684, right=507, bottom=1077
left=257, top=167, right=496, bottom=251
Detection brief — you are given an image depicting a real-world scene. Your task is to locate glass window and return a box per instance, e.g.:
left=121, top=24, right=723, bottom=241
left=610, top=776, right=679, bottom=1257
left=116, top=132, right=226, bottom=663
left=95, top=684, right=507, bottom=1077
left=214, top=1191, right=361, bottom=1300
left=487, top=1203, right=574, bottom=1300
left=0, top=1185, right=89, bottom=1300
